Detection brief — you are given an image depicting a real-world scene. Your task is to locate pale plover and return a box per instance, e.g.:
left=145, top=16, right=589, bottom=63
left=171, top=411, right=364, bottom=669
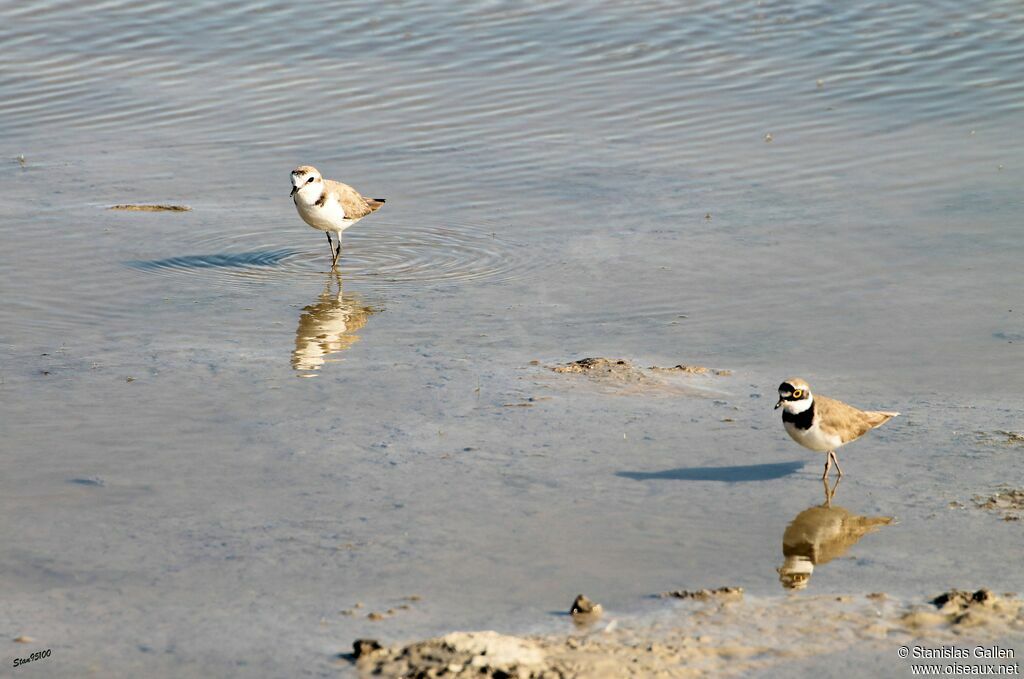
left=290, top=166, right=385, bottom=268
left=775, top=378, right=899, bottom=480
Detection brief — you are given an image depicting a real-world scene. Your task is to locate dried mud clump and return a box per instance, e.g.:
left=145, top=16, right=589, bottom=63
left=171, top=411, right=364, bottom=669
left=569, top=594, right=601, bottom=616
left=108, top=204, right=191, bottom=212
left=659, top=586, right=744, bottom=601
left=972, top=488, right=1024, bottom=521
left=569, top=594, right=603, bottom=625
left=902, top=589, right=1023, bottom=630
left=351, top=638, right=382, bottom=659
left=355, top=631, right=548, bottom=679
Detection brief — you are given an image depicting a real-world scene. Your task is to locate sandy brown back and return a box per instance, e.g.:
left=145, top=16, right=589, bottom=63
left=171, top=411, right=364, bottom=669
left=816, top=395, right=898, bottom=443
left=325, top=179, right=386, bottom=219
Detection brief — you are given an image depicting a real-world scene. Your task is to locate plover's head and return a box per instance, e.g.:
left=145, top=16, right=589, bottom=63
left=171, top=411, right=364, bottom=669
left=776, top=377, right=813, bottom=412
left=291, top=165, right=323, bottom=198
left=777, top=555, right=813, bottom=590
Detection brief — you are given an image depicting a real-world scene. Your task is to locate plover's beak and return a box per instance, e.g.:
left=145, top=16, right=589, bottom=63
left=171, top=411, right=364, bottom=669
left=290, top=185, right=298, bottom=197
left=774, top=398, right=783, bottom=409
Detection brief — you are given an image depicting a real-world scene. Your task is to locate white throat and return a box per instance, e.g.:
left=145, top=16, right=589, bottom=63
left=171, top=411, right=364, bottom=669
left=782, top=395, right=814, bottom=414
left=294, top=182, right=323, bottom=205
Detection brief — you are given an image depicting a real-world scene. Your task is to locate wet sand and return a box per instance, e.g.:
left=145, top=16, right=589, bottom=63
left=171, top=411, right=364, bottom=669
left=353, top=588, right=1023, bottom=677
left=2, top=0, right=1024, bottom=676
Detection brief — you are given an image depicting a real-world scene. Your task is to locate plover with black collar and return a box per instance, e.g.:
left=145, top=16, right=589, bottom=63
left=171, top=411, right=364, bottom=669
left=776, top=378, right=899, bottom=480
left=290, top=165, right=385, bottom=268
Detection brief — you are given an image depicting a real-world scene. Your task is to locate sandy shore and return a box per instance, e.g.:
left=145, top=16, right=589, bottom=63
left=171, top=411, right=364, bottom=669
left=349, top=588, right=1023, bottom=677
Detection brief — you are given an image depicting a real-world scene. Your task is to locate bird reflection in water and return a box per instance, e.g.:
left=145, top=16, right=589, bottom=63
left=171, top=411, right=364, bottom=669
left=292, top=273, right=377, bottom=374
left=777, top=479, right=893, bottom=590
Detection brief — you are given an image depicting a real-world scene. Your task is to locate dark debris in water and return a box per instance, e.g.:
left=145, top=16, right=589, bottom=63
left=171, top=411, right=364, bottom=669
left=648, top=364, right=732, bottom=376
left=68, top=477, right=105, bottom=487
left=992, top=331, right=1024, bottom=343
left=109, top=204, right=191, bottom=212
left=972, top=488, right=1024, bottom=521
left=974, top=430, right=1024, bottom=447
left=659, top=586, right=744, bottom=601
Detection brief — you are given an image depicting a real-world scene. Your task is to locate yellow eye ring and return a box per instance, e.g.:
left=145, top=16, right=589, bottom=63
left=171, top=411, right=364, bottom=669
left=792, top=389, right=803, bottom=398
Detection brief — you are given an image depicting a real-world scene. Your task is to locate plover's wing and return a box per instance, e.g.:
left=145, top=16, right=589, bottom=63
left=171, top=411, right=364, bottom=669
left=816, top=395, right=897, bottom=443
left=325, top=180, right=385, bottom=219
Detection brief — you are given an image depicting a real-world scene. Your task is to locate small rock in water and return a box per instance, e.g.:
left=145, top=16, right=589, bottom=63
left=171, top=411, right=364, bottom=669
left=764, top=132, right=773, bottom=142
left=14, top=635, right=34, bottom=643
left=569, top=594, right=603, bottom=626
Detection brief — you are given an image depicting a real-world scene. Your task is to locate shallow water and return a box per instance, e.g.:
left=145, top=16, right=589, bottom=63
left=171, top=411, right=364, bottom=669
left=2, top=0, right=1023, bottom=676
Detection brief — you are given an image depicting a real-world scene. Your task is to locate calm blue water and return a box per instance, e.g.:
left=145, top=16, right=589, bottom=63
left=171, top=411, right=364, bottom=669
left=2, top=1, right=1023, bottom=676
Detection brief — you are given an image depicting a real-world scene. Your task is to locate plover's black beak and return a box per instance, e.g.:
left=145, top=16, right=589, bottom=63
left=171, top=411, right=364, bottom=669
left=774, top=398, right=783, bottom=410
left=290, top=185, right=298, bottom=197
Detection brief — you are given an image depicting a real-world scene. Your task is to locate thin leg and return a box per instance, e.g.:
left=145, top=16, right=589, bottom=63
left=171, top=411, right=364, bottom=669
left=829, top=450, right=844, bottom=478
left=326, top=232, right=339, bottom=268
left=822, top=454, right=832, bottom=481
left=822, top=475, right=841, bottom=507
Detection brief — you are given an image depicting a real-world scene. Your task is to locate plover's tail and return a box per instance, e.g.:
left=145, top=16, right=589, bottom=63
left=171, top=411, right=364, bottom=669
left=366, top=198, right=386, bottom=212
left=866, top=410, right=899, bottom=428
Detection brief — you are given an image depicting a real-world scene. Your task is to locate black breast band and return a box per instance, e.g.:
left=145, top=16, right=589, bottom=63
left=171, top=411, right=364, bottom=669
left=782, top=401, right=815, bottom=430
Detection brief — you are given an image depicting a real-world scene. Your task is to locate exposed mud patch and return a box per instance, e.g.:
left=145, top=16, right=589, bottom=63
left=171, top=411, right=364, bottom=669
left=551, top=358, right=649, bottom=383
left=353, top=590, right=1024, bottom=678
left=546, top=357, right=730, bottom=397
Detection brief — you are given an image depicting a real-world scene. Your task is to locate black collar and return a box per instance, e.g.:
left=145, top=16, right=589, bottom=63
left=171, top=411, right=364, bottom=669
left=782, top=401, right=815, bottom=430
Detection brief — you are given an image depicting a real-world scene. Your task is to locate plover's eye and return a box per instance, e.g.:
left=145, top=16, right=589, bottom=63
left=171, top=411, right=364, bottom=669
left=792, top=389, right=803, bottom=398
left=307, top=176, right=315, bottom=183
